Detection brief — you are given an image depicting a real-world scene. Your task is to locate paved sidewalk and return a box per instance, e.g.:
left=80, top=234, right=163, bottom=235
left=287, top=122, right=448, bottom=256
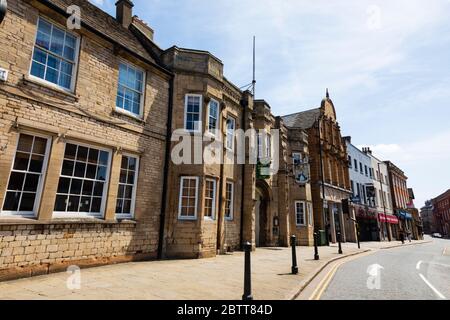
left=0, top=239, right=431, bottom=300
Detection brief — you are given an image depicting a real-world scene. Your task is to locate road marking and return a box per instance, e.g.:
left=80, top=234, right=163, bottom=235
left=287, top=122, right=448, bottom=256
left=416, top=261, right=422, bottom=270
left=419, top=273, right=447, bottom=300
left=309, top=261, right=343, bottom=300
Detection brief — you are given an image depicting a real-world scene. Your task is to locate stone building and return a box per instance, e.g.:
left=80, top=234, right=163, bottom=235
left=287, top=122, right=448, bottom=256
left=432, top=189, right=450, bottom=238
left=253, top=100, right=314, bottom=247
left=0, top=0, right=172, bottom=280
left=385, top=161, right=412, bottom=237
left=282, top=90, right=351, bottom=244
left=0, top=0, right=317, bottom=279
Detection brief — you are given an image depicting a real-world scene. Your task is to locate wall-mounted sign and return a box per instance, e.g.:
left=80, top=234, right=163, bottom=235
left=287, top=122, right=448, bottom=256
left=0, top=68, right=8, bottom=82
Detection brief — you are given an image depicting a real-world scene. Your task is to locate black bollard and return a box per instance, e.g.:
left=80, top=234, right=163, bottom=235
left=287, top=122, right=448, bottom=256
left=242, top=242, right=253, bottom=301
left=314, top=232, right=320, bottom=260
left=290, top=235, right=298, bottom=274
left=356, top=225, right=361, bottom=249
left=337, top=232, right=343, bottom=254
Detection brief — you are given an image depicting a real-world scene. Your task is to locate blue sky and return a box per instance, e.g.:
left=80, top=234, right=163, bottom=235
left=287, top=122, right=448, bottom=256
left=91, top=0, right=450, bottom=208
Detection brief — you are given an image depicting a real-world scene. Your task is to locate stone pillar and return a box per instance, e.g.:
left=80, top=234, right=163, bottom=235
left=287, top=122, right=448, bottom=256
left=329, top=204, right=337, bottom=243
left=104, top=151, right=122, bottom=221
left=38, top=136, right=65, bottom=221
left=0, top=131, right=19, bottom=209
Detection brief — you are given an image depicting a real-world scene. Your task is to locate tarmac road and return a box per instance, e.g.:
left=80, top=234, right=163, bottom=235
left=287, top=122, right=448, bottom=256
left=321, top=238, right=450, bottom=300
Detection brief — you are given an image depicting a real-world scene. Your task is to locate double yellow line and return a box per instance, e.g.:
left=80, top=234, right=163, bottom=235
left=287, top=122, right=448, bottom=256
left=308, top=259, right=347, bottom=300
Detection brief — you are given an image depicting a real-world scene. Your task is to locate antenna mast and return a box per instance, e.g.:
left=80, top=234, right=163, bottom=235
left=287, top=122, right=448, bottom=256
left=252, top=35, right=256, bottom=97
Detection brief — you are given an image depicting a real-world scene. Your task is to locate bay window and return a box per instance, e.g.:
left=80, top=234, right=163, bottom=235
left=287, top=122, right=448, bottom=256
left=184, top=94, right=202, bottom=132
left=178, top=177, right=199, bottom=220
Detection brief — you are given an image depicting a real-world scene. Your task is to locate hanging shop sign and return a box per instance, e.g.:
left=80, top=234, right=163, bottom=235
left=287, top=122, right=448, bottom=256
left=378, top=213, right=399, bottom=225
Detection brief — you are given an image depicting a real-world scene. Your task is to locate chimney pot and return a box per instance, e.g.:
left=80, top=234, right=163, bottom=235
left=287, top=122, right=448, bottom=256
left=116, top=0, right=134, bottom=29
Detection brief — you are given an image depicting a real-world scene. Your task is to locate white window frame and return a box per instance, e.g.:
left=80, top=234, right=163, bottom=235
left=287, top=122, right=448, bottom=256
left=295, top=201, right=306, bottom=226
left=206, top=98, right=220, bottom=136
left=115, top=153, right=140, bottom=220
left=203, top=178, right=217, bottom=220
left=115, top=60, right=146, bottom=119
left=1, top=132, right=52, bottom=218
left=29, top=16, right=80, bottom=93
left=52, top=140, right=112, bottom=219
left=292, top=152, right=302, bottom=165
left=226, top=116, right=236, bottom=151
left=178, top=176, right=199, bottom=220
left=225, top=181, right=234, bottom=220
left=184, top=94, right=203, bottom=133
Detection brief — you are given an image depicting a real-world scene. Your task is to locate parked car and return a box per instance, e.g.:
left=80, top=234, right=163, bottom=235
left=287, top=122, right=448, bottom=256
left=432, top=233, right=442, bottom=238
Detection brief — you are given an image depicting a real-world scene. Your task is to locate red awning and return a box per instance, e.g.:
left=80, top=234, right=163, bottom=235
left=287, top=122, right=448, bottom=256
left=378, top=213, right=399, bottom=224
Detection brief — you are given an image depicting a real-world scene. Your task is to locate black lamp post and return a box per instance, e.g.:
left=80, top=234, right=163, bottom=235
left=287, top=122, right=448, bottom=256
left=0, top=0, right=7, bottom=25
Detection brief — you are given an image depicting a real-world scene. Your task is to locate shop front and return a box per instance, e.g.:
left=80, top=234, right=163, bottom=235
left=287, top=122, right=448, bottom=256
left=378, top=213, right=399, bottom=240
left=354, top=205, right=380, bottom=242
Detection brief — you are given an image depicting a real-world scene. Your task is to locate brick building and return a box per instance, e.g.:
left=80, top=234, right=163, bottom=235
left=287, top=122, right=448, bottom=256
left=283, top=90, right=351, bottom=244
left=385, top=161, right=413, bottom=237
left=0, top=0, right=172, bottom=279
left=432, top=189, right=450, bottom=238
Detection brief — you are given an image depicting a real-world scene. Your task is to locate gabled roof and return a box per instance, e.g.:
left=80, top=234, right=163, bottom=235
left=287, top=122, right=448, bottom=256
left=281, top=108, right=320, bottom=129
left=46, top=0, right=154, bottom=63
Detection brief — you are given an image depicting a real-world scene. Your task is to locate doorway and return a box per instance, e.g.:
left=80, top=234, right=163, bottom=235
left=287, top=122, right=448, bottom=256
left=255, top=187, right=268, bottom=247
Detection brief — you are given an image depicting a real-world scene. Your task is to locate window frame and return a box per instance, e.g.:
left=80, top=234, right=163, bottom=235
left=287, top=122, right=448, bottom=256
left=115, top=59, right=146, bottom=119
left=115, top=153, right=140, bottom=220
left=295, top=201, right=306, bottom=226
left=225, top=116, right=236, bottom=151
left=28, top=16, right=81, bottom=93
left=52, top=140, right=112, bottom=219
left=225, top=181, right=234, bottom=221
left=1, top=132, right=52, bottom=218
left=206, top=98, right=220, bottom=136
left=184, top=94, right=203, bottom=133
left=203, top=178, right=217, bottom=220
left=178, top=176, right=199, bottom=220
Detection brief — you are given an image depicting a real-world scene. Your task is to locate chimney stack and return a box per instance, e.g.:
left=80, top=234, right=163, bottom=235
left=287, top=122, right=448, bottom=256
left=116, top=0, right=134, bottom=29
left=362, top=147, right=372, bottom=155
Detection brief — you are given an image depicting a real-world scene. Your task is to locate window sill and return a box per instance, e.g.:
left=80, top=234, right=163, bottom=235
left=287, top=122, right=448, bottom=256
left=22, top=75, right=79, bottom=101
left=0, top=216, right=137, bottom=226
left=178, top=217, right=197, bottom=221
left=112, top=109, right=146, bottom=124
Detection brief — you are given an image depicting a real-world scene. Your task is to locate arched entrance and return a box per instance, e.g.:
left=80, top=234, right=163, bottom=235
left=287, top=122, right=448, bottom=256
left=255, top=180, right=271, bottom=247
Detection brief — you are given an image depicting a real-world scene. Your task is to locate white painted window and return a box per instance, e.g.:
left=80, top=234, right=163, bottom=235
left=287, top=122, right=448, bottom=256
left=295, top=201, right=306, bottom=226
left=1, top=133, right=51, bottom=217
left=116, top=155, right=139, bottom=219
left=207, top=99, right=219, bottom=134
left=307, top=202, right=313, bottom=226
left=226, top=117, right=236, bottom=151
left=184, top=94, right=202, bottom=132
left=204, top=178, right=216, bottom=220
left=292, top=153, right=302, bottom=165
left=225, top=182, right=234, bottom=220
left=178, top=177, right=199, bottom=220
left=30, top=17, right=79, bottom=91
left=116, top=61, right=145, bottom=117
left=54, top=142, right=111, bottom=217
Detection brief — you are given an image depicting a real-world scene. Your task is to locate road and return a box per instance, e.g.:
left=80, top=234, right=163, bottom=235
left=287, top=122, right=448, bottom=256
left=321, top=238, right=450, bottom=300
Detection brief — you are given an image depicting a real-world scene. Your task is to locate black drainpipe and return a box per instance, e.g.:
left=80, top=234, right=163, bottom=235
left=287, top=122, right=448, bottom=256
left=239, top=96, right=248, bottom=249
left=157, top=75, right=174, bottom=259
left=216, top=102, right=226, bottom=253
left=0, top=0, right=7, bottom=24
